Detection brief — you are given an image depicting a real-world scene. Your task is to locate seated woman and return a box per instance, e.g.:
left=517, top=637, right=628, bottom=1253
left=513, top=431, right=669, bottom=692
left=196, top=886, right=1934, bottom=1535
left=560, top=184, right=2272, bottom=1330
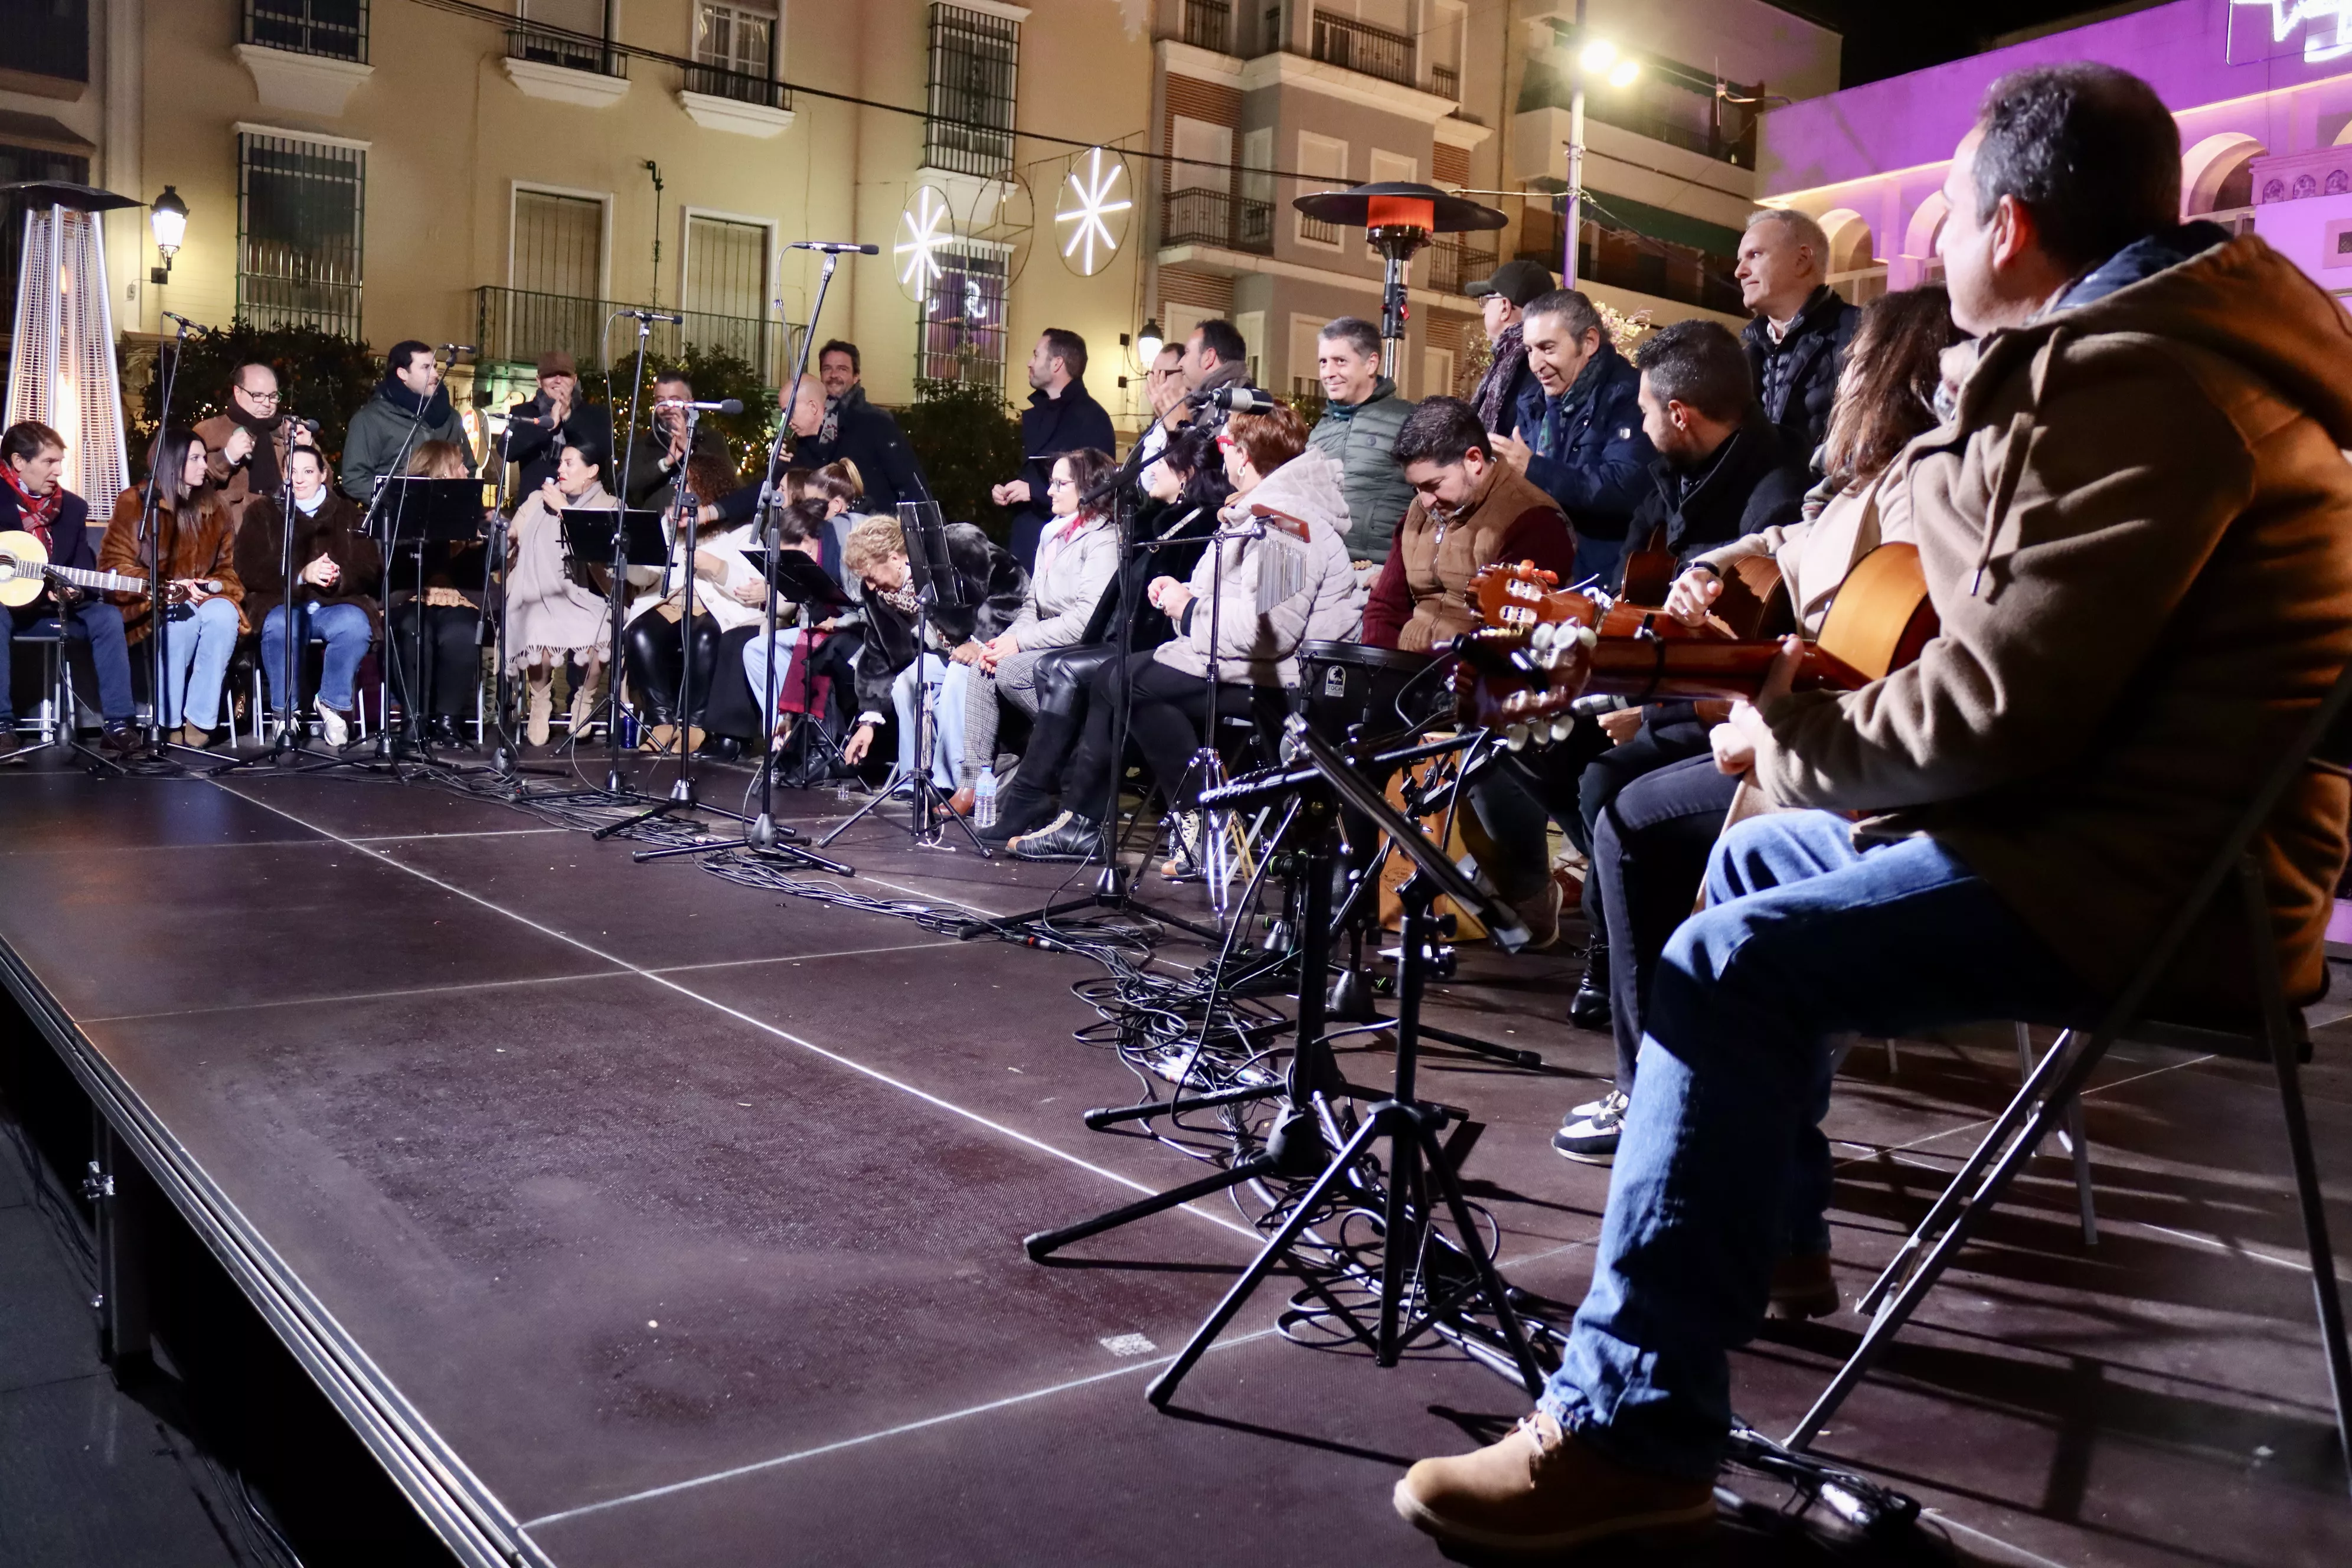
left=740, top=465, right=866, bottom=748
left=386, top=439, right=492, bottom=746
left=620, top=450, right=772, bottom=757
left=947, top=446, right=1121, bottom=812
left=100, top=426, right=246, bottom=749
left=981, top=424, right=1224, bottom=844
left=1551, top=287, right=1956, bottom=1210
left=504, top=440, right=616, bottom=746
left=835, top=513, right=1026, bottom=791
left=1013, top=404, right=1358, bottom=864
left=237, top=443, right=383, bottom=747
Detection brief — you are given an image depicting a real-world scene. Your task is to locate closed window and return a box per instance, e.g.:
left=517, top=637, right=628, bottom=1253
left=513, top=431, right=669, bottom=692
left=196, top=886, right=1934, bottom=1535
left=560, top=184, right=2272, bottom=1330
left=244, top=1, right=368, bottom=62
left=511, top=189, right=602, bottom=298
left=925, top=4, right=1018, bottom=181
left=919, top=241, right=1009, bottom=387
left=1296, top=132, right=1348, bottom=248
left=691, top=1, right=779, bottom=102
left=684, top=214, right=777, bottom=377
left=237, top=131, right=365, bottom=338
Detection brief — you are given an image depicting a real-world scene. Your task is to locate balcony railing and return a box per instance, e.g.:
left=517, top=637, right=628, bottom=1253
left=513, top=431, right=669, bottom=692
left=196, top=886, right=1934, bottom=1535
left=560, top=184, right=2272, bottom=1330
left=1430, top=63, right=1458, bottom=100
left=506, top=25, right=626, bottom=78
left=684, top=61, right=789, bottom=110
left=1311, top=10, right=1413, bottom=89
left=244, top=0, right=368, bottom=62
left=474, top=286, right=792, bottom=383
left=1298, top=210, right=1342, bottom=246
left=1161, top=188, right=1272, bottom=255
left=1427, top=234, right=1495, bottom=296
left=1181, top=0, right=1232, bottom=53
left=1514, top=219, right=1743, bottom=315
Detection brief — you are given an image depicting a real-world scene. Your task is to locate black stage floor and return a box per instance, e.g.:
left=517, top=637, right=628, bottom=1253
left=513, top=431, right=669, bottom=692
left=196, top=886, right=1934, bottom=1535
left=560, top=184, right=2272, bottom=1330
left=1, top=751, right=2348, bottom=1566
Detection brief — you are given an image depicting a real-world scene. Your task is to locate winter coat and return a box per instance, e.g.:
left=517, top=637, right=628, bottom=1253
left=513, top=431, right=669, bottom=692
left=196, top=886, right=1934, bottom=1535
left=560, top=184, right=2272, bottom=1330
left=795, top=385, right=931, bottom=517
left=1742, top=284, right=1860, bottom=466
left=339, top=380, right=473, bottom=501
left=503, top=396, right=616, bottom=497
left=1007, top=512, right=1121, bottom=652
left=1306, top=377, right=1416, bottom=564
left=1152, top=446, right=1360, bottom=689
left=196, top=411, right=305, bottom=535
left=1509, top=341, right=1654, bottom=543
left=505, top=480, right=618, bottom=666
left=1621, top=412, right=1808, bottom=580
left=236, top=487, right=384, bottom=636
left=1007, top=379, right=1118, bottom=571
left=1750, top=227, right=2352, bottom=1014
left=100, top=487, right=246, bottom=642
left=852, top=522, right=1027, bottom=716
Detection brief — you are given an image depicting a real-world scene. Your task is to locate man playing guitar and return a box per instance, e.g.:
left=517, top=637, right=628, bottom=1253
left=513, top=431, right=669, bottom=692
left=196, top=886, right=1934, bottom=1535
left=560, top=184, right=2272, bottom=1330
left=0, top=421, right=138, bottom=760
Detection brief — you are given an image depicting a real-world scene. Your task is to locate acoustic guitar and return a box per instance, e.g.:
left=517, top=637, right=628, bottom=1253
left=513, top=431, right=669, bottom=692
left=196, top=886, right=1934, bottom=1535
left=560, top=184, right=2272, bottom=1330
left=1459, top=544, right=1939, bottom=750
left=0, top=530, right=153, bottom=610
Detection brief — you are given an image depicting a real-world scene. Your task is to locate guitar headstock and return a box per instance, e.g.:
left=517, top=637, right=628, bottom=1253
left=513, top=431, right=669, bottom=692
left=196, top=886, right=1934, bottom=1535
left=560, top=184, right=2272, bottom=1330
left=1455, top=561, right=1598, bottom=734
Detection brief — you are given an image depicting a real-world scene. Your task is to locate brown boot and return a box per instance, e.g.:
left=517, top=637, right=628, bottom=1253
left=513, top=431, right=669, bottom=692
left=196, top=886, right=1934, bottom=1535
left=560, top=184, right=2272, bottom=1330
left=525, top=669, right=554, bottom=747
left=1768, top=1252, right=1840, bottom=1321
left=567, top=665, right=603, bottom=737
left=1393, top=1410, right=1714, bottom=1556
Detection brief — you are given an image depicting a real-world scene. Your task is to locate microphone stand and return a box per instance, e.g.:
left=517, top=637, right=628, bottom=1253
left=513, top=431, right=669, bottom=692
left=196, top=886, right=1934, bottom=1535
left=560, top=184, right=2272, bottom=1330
left=119, top=317, right=192, bottom=775
left=359, top=366, right=442, bottom=765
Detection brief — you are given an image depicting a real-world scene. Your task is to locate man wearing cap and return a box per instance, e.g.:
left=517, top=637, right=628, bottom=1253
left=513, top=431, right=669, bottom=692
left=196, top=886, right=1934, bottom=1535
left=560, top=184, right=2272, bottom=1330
left=505, top=351, right=614, bottom=497
left=1465, top=259, right=1554, bottom=441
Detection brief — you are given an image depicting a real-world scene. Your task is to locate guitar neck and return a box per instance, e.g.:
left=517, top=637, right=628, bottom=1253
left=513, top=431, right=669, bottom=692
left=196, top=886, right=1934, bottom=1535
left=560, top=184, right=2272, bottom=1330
left=47, top=563, right=151, bottom=597
left=1476, top=638, right=1870, bottom=733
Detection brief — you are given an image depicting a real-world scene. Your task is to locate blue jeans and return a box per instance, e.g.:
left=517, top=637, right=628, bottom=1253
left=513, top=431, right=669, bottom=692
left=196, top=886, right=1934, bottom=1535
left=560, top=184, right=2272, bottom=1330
left=890, top=653, right=966, bottom=789
left=159, top=594, right=239, bottom=730
left=260, top=601, right=372, bottom=711
left=1540, top=810, right=2095, bottom=1480
left=1, top=598, right=135, bottom=727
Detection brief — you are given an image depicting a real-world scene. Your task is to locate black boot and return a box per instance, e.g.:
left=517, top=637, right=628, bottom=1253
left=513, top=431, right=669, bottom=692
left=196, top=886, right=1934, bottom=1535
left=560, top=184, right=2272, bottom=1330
left=1569, top=942, right=1611, bottom=1030
left=1012, top=811, right=1102, bottom=862
left=979, top=779, right=1057, bottom=844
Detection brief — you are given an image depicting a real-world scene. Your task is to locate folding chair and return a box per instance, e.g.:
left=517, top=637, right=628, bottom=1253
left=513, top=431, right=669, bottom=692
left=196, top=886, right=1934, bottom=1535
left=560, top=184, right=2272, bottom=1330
left=1786, top=661, right=2352, bottom=1496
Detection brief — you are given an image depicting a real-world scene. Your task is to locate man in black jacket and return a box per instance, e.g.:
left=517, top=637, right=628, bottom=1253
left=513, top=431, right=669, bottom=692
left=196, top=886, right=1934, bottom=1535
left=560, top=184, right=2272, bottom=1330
left=504, top=350, right=613, bottom=498
left=622, top=370, right=731, bottom=509
left=795, top=340, right=931, bottom=514
left=1734, top=208, right=1860, bottom=464
left=991, top=329, right=1116, bottom=571
left=0, top=420, right=137, bottom=759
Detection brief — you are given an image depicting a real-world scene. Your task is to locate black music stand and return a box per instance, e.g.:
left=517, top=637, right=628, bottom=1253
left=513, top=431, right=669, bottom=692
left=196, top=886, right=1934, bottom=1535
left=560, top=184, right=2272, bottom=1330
left=736, top=545, right=860, bottom=785
left=819, top=501, right=989, bottom=854
left=373, top=476, right=489, bottom=765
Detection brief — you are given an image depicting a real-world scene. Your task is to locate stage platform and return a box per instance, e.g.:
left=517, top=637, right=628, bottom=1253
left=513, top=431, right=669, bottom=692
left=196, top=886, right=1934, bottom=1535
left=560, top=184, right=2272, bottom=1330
left=0, top=750, right=2347, bottom=1567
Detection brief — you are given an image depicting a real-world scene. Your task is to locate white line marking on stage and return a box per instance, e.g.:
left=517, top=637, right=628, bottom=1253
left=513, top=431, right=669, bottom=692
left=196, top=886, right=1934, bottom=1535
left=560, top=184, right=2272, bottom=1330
left=519, top=1328, right=1282, bottom=1531
left=1830, top=1054, right=2215, bottom=1173
left=647, top=939, right=962, bottom=977
left=210, top=780, right=1265, bottom=1249
left=351, top=827, right=569, bottom=843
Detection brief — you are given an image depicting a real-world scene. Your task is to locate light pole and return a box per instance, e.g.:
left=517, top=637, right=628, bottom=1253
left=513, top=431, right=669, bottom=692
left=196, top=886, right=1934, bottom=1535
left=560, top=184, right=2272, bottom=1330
left=1560, top=2, right=1637, bottom=289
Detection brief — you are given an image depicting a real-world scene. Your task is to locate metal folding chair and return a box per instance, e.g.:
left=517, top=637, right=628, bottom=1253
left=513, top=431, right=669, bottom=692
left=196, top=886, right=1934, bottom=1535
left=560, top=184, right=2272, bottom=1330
left=1786, top=661, right=2352, bottom=1495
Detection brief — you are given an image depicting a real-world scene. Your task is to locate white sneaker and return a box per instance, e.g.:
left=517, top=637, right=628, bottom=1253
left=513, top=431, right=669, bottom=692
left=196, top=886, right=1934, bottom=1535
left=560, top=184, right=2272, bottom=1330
left=313, top=698, right=349, bottom=747
left=1568, top=1086, right=1628, bottom=1122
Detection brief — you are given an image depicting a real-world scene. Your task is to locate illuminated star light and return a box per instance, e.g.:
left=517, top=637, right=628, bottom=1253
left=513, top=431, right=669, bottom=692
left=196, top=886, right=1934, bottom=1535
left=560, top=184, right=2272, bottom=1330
left=1056, top=148, right=1131, bottom=276
left=2237, top=0, right=2352, bottom=63
left=896, top=187, right=954, bottom=290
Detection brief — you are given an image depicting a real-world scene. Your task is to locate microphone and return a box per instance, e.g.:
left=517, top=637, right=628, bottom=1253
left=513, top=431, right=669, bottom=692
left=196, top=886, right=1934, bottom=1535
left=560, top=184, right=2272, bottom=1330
left=655, top=397, right=744, bottom=414
left=1570, top=693, right=1638, bottom=717
left=439, top=343, right=476, bottom=355
left=1190, top=385, right=1271, bottom=412
left=161, top=311, right=215, bottom=338
left=619, top=308, right=685, bottom=323
left=283, top=416, right=323, bottom=434
left=789, top=240, right=879, bottom=255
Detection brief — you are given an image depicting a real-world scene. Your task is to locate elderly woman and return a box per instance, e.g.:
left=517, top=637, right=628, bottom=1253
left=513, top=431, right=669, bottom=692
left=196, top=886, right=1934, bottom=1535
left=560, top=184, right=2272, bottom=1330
left=836, top=512, right=1025, bottom=791
left=1013, top=403, right=1357, bottom=864
left=505, top=440, right=619, bottom=745
left=946, top=446, right=1119, bottom=812
left=100, top=427, right=246, bottom=748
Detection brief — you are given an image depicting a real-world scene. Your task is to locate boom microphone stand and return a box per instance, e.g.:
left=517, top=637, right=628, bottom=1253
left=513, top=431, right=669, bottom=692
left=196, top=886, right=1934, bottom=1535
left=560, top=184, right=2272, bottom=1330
left=120, top=315, right=197, bottom=775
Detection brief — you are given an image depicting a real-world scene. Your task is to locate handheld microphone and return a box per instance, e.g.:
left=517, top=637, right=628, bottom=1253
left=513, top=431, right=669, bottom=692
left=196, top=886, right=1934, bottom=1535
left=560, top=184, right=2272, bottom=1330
left=618, top=308, right=685, bottom=324
left=1570, top=693, right=1638, bottom=717
left=1190, top=385, right=1271, bottom=413
left=439, top=343, right=476, bottom=355
left=162, top=311, right=215, bottom=338
left=655, top=397, right=744, bottom=415
left=789, top=240, right=879, bottom=255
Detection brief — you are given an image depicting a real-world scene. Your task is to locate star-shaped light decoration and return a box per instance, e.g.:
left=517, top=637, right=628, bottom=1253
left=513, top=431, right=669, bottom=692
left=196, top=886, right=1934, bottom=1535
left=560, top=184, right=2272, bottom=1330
left=896, top=185, right=955, bottom=298
left=1054, top=148, right=1132, bottom=277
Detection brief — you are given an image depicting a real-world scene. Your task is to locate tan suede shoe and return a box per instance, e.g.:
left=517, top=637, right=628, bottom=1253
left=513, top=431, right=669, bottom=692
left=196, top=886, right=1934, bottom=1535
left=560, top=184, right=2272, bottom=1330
left=1393, top=1411, right=1714, bottom=1556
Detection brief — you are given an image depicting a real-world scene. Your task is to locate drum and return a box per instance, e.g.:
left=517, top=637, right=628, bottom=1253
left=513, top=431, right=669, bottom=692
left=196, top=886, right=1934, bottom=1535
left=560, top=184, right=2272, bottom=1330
left=1297, top=641, right=1438, bottom=745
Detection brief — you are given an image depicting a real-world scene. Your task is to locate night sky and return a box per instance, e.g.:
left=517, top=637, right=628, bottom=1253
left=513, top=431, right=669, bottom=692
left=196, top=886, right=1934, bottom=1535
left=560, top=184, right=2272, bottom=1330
left=1786, top=1, right=2163, bottom=87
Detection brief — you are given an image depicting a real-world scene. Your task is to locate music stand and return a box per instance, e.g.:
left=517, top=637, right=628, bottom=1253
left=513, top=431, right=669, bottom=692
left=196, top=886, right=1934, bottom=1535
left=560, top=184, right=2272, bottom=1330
left=740, top=547, right=859, bottom=783
left=373, top=476, right=489, bottom=765
left=819, top=501, right=989, bottom=854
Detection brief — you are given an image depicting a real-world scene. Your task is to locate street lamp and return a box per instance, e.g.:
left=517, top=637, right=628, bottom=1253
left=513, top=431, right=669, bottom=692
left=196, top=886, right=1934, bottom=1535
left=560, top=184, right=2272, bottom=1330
left=1136, top=316, right=1164, bottom=367
left=1561, top=6, right=1638, bottom=289
left=149, top=185, right=187, bottom=286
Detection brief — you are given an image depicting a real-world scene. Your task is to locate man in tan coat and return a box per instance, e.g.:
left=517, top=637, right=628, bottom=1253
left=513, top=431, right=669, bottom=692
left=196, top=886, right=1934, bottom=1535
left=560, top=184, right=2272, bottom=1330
left=1396, top=63, right=2352, bottom=1554
left=195, top=362, right=314, bottom=536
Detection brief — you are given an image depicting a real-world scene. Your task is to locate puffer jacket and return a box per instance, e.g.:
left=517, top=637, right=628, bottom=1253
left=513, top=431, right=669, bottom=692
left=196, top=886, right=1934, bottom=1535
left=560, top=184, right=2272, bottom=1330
left=1008, top=512, right=1120, bottom=651
left=1752, top=227, right=2352, bottom=1014
left=1153, top=446, right=1360, bottom=688
left=1741, top=283, right=1859, bottom=466
left=1306, top=377, right=1415, bottom=564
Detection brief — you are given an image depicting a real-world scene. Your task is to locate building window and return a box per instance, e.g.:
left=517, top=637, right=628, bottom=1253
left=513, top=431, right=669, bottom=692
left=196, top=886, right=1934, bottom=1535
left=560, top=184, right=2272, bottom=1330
left=237, top=132, right=365, bottom=338
left=0, top=143, right=91, bottom=323
left=11, top=0, right=87, bottom=84
left=512, top=188, right=603, bottom=298
left=917, top=241, right=1008, bottom=386
left=924, top=4, right=1018, bottom=181
left=243, top=0, right=369, bottom=63
left=689, top=1, right=784, bottom=106
left=682, top=214, right=780, bottom=378
left=511, top=0, right=621, bottom=76
left=1295, top=131, right=1347, bottom=248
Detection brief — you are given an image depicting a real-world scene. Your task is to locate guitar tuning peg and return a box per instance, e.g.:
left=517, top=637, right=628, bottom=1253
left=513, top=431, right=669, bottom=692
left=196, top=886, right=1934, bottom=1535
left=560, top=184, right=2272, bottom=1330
left=1528, top=622, right=1553, bottom=654
left=1538, top=569, right=1557, bottom=586
left=1550, top=717, right=1576, bottom=744
left=1505, top=723, right=1530, bottom=752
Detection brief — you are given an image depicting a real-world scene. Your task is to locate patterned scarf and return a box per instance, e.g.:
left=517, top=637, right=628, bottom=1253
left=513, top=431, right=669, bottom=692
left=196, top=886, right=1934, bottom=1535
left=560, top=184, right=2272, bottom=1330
left=1471, top=323, right=1527, bottom=434
left=1, top=465, right=61, bottom=551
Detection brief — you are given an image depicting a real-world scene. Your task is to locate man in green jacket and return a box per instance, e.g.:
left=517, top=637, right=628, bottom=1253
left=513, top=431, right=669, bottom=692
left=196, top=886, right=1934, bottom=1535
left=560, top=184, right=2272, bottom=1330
left=339, top=341, right=475, bottom=502
left=1304, top=315, right=1414, bottom=568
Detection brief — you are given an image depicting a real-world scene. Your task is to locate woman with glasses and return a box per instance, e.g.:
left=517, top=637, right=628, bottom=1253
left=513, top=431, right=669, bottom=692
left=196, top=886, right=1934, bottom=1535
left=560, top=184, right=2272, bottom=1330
left=946, top=447, right=1119, bottom=815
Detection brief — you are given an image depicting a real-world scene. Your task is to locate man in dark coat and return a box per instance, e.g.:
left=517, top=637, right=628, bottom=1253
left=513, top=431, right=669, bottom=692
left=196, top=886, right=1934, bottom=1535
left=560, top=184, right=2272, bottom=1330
left=0, top=420, right=136, bottom=758
left=1464, top=258, right=1554, bottom=436
left=1734, top=208, right=1860, bottom=464
left=622, top=369, right=733, bottom=510
left=1491, top=288, right=1655, bottom=585
left=795, top=340, right=930, bottom=515
left=504, top=349, right=613, bottom=499
left=990, top=329, right=1116, bottom=571
left=341, top=342, right=474, bottom=501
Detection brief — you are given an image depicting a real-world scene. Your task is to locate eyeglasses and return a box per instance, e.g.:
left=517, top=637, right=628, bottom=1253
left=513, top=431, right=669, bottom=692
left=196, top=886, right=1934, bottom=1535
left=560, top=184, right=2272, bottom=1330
left=240, top=387, right=280, bottom=404
left=1047, top=476, right=1076, bottom=489
left=1146, top=367, right=1180, bottom=380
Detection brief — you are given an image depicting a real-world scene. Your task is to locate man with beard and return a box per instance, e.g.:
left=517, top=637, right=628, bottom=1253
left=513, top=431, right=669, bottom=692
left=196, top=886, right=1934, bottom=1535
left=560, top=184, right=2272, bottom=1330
left=794, top=340, right=929, bottom=515
left=991, top=328, right=1116, bottom=571
left=341, top=342, right=474, bottom=501
left=504, top=349, right=613, bottom=497
left=1464, top=259, right=1554, bottom=440
left=197, top=362, right=315, bottom=534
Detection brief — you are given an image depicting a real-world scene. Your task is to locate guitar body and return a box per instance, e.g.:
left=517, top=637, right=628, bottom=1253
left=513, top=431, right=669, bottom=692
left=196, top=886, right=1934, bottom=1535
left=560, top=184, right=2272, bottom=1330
left=0, top=530, right=50, bottom=609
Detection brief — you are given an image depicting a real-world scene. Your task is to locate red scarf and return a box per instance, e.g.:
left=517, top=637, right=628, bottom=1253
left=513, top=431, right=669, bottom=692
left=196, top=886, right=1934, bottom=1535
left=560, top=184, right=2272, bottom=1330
left=1, top=466, right=61, bottom=552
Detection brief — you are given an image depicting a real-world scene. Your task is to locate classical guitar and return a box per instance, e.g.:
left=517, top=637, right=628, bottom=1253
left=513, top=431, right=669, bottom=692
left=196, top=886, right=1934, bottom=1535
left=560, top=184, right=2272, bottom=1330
left=0, top=530, right=153, bottom=610
left=1460, top=544, right=1939, bottom=750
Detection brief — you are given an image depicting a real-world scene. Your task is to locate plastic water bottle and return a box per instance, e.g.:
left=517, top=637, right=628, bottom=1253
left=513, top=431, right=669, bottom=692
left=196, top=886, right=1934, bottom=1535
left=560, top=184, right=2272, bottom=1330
left=974, top=767, right=998, bottom=829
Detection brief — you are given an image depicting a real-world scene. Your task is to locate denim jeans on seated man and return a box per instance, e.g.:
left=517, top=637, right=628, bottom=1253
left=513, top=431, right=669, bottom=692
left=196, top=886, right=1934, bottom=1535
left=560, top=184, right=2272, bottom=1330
left=0, top=598, right=135, bottom=729
left=889, top=652, right=966, bottom=790
left=159, top=594, right=240, bottom=730
left=260, top=600, right=371, bottom=713
left=1539, top=808, right=2096, bottom=1481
